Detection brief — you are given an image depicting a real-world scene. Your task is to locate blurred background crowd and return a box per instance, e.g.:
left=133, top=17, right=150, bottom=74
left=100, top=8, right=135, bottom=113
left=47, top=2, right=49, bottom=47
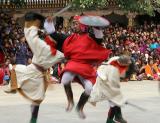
left=0, top=12, right=159, bottom=85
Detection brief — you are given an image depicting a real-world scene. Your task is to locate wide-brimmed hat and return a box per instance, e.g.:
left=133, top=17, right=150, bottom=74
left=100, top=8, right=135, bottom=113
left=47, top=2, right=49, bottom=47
left=79, top=15, right=110, bottom=27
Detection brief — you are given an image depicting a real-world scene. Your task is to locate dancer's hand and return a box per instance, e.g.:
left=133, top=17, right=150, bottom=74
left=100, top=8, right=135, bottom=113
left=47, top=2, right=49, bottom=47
left=44, top=16, right=55, bottom=34
left=92, top=27, right=104, bottom=39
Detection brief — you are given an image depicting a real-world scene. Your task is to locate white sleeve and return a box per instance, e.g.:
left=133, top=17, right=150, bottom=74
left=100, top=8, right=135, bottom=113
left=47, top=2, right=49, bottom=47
left=93, top=27, right=104, bottom=39
left=24, top=26, right=51, bottom=55
left=44, top=19, right=55, bottom=34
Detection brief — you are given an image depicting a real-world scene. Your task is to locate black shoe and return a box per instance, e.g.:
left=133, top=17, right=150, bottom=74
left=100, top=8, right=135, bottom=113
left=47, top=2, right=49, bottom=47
left=114, top=117, right=127, bottom=123
left=106, top=118, right=116, bottom=123
left=114, top=106, right=127, bottom=123
left=30, top=118, right=37, bottom=123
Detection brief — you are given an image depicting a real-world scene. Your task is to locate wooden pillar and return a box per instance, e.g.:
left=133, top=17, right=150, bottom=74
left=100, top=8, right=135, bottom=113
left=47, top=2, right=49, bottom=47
left=127, top=12, right=137, bottom=27
left=63, top=17, right=70, bottom=28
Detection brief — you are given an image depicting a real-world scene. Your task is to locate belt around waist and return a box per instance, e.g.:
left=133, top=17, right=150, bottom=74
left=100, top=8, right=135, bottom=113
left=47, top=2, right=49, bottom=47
left=33, top=63, right=46, bottom=72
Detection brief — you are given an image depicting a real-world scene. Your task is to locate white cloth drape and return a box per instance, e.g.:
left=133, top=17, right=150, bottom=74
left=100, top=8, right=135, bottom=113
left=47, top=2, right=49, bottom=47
left=13, top=26, right=64, bottom=101
left=89, top=57, right=126, bottom=106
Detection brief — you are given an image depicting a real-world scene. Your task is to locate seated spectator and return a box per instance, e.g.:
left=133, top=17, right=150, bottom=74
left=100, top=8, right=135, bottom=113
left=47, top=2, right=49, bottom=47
left=3, top=71, right=10, bottom=85
left=15, top=36, right=28, bottom=65
left=2, top=58, right=11, bottom=85
left=149, top=40, right=159, bottom=50
left=145, top=59, right=160, bottom=80
left=136, top=61, right=147, bottom=81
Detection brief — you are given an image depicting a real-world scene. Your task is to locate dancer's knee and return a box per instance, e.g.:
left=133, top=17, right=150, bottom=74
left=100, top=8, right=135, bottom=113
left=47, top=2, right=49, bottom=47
left=84, top=82, right=93, bottom=95
left=61, top=72, right=75, bottom=85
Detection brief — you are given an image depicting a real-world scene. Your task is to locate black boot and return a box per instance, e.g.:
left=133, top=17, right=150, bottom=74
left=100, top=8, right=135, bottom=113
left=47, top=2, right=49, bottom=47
left=76, top=92, right=90, bottom=119
left=106, top=119, right=116, bottom=123
left=64, top=84, right=74, bottom=112
left=106, top=107, right=116, bottom=123
left=114, top=106, right=127, bottom=123
left=30, top=104, right=40, bottom=123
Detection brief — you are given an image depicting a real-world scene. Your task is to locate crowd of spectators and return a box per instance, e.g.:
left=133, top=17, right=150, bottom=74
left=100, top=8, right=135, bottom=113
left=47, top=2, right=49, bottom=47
left=0, top=12, right=32, bottom=85
left=103, top=23, right=160, bottom=80
left=0, top=12, right=160, bottom=85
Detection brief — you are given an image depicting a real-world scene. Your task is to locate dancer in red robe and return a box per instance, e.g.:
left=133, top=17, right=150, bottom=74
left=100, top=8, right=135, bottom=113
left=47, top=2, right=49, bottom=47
left=60, top=15, right=111, bottom=119
left=45, top=15, right=111, bottom=119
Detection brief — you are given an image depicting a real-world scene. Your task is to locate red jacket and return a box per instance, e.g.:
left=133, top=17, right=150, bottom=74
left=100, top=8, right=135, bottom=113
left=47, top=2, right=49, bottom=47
left=62, top=33, right=111, bottom=84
